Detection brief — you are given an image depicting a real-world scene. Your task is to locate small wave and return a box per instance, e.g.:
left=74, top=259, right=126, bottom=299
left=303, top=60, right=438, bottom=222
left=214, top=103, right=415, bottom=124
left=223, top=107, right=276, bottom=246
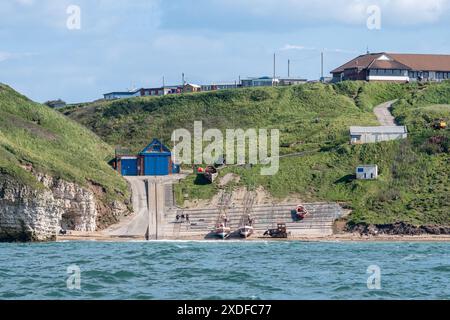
left=431, top=265, right=450, bottom=272
left=113, top=270, right=139, bottom=279
left=401, top=254, right=431, bottom=261
left=332, top=285, right=353, bottom=292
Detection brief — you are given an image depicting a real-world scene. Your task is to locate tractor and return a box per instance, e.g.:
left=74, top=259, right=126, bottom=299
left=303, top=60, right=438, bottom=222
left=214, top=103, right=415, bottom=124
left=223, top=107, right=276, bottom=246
left=264, top=223, right=288, bottom=238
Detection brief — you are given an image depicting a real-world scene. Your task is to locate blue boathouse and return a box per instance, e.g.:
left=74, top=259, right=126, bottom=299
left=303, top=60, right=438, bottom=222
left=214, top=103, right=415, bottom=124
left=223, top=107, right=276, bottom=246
left=115, top=139, right=179, bottom=176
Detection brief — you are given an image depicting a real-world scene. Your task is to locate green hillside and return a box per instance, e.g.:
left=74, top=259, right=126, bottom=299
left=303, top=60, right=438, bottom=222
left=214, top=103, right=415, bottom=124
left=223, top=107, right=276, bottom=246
left=0, top=84, right=129, bottom=209
left=62, top=81, right=450, bottom=227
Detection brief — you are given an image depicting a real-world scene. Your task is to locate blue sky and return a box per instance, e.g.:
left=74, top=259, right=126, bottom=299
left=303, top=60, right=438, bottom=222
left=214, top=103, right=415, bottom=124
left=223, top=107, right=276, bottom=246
left=1, top=0, right=450, bottom=103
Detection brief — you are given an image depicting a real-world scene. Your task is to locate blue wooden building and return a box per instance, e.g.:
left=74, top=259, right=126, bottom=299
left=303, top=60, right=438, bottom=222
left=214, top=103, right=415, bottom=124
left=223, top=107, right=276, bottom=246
left=115, top=139, right=179, bottom=176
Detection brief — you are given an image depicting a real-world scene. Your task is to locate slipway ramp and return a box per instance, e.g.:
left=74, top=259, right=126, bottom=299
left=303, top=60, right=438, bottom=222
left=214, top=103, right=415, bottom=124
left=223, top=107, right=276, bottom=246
left=107, top=177, right=150, bottom=237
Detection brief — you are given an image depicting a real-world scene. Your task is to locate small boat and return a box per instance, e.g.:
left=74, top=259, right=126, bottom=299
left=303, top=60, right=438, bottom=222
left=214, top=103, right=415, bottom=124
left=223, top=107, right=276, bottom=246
left=214, top=223, right=231, bottom=239
left=239, top=225, right=254, bottom=238
left=295, top=204, right=309, bottom=220
left=239, top=214, right=254, bottom=238
left=214, top=214, right=231, bottom=239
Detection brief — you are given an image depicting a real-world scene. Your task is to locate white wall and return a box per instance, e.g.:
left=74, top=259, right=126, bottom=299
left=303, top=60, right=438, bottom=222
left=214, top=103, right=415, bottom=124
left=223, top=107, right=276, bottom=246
left=367, top=75, right=410, bottom=82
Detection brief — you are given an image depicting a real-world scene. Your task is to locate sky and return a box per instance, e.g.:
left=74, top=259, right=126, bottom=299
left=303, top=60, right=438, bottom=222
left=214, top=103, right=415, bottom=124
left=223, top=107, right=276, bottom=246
left=1, top=0, right=450, bottom=103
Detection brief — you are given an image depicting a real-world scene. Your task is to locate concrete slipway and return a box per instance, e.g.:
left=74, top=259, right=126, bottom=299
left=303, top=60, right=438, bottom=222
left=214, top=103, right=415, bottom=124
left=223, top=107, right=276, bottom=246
left=105, top=176, right=343, bottom=240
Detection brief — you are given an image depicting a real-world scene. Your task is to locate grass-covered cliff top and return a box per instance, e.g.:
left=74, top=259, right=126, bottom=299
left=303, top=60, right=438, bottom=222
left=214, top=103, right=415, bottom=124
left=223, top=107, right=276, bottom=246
left=62, top=81, right=409, bottom=152
left=63, top=81, right=449, bottom=226
left=0, top=84, right=129, bottom=203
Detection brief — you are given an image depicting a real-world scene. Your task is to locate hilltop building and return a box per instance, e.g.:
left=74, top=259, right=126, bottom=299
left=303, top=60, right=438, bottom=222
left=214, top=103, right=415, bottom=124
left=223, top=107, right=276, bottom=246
left=241, top=76, right=277, bottom=87
left=140, top=86, right=181, bottom=96
left=241, top=76, right=307, bottom=87
left=201, top=83, right=239, bottom=91
left=104, top=86, right=182, bottom=100
left=332, top=53, right=450, bottom=83
left=104, top=89, right=141, bottom=100
left=183, top=83, right=202, bottom=93
left=103, top=76, right=309, bottom=100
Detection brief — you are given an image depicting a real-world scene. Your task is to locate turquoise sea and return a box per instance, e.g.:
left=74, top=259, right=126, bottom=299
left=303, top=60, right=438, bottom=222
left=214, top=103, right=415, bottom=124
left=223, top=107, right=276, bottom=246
left=0, top=241, right=449, bottom=300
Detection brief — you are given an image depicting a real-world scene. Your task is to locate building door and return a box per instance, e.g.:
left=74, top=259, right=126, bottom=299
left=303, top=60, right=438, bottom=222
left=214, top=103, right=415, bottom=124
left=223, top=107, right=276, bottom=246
left=121, top=158, right=138, bottom=176
left=144, top=155, right=170, bottom=176
left=154, top=156, right=169, bottom=175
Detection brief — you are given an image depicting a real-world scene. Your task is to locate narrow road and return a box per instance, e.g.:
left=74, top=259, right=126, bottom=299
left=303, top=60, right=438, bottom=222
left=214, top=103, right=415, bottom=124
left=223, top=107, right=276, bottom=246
left=373, top=100, right=397, bottom=126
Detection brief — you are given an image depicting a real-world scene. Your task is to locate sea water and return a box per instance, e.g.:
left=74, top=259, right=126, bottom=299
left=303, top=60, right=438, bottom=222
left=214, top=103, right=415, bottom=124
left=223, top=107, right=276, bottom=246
left=0, top=241, right=449, bottom=300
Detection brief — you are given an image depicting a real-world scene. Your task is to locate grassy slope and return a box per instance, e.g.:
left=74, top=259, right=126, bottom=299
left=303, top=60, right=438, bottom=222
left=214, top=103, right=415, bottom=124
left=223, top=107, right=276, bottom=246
left=63, top=81, right=449, bottom=226
left=0, top=84, right=129, bottom=203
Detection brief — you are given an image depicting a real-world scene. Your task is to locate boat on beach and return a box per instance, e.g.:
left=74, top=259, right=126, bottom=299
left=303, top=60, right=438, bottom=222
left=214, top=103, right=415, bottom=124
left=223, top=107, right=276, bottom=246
left=214, top=215, right=231, bottom=239
left=213, top=191, right=232, bottom=239
left=239, top=224, right=254, bottom=238
left=239, top=214, right=254, bottom=238
left=238, top=192, right=256, bottom=239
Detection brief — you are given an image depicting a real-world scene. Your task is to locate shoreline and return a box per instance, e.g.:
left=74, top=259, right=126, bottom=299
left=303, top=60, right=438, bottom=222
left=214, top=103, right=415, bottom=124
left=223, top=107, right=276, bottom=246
left=57, top=232, right=450, bottom=243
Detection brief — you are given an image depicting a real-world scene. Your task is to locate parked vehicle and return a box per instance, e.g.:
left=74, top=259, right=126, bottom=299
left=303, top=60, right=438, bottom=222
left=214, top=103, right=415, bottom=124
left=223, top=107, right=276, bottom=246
left=433, top=118, right=447, bottom=130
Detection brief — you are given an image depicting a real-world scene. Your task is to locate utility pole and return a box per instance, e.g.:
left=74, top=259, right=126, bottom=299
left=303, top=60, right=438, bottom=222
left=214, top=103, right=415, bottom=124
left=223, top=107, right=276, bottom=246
left=182, top=73, right=185, bottom=86
left=273, top=53, right=276, bottom=86
left=321, top=51, right=324, bottom=82
left=288, top=59, right=290, bottom=78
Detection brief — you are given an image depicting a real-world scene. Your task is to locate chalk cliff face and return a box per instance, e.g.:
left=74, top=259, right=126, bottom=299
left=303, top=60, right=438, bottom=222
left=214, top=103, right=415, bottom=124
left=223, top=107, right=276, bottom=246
left=0, top=173, right=128, bottom=242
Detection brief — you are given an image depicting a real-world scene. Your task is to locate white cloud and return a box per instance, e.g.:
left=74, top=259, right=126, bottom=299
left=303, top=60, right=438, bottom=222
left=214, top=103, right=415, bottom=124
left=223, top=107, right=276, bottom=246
left=0, top=52, right=12, bottom=62
left=279, top=44, right=315, bottom=51
left=0, top=51, right=35, bottom=62
left=15, top=0, right=35, bottom=5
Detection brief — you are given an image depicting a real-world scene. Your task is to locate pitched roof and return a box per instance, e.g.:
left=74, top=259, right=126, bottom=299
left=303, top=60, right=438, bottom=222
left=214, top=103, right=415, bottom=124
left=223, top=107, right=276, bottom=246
left=389, top=53, right=450, bottom=72
left=140, top=138, right=171, bottom=154
left=350, top=126, right=408, bottom=134
left=368, top=59, right=410, bottom=70
left=332, top=53, right=450, bottom=73
left=185, top=83, right=201, bottom=88
left=331, top=53, right=384, bottom=73
left=104, top=89, right=141, bottom=96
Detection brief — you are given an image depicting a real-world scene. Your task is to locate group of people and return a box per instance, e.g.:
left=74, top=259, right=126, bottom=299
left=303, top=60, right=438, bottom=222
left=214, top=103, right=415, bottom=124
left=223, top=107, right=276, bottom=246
left=175, top=213, right=190, bottom=223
